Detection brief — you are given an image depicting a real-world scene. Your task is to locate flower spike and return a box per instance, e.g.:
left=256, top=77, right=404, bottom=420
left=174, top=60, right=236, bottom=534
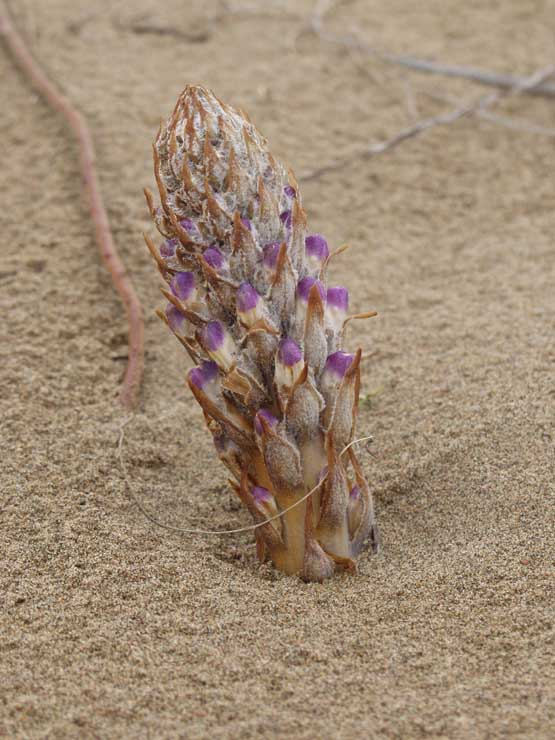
left=146, top=84, right=379, bottom=580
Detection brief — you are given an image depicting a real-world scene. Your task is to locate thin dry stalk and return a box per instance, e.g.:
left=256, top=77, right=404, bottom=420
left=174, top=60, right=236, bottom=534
left=422, top=89, right=555, bottom=138
left=0, top=3, right=144, bottom=409
left=298, top=10, right=555, bottom=99
left=379, top=54, right=555, bottom=99
left=301, top=66, right=555, bottom=181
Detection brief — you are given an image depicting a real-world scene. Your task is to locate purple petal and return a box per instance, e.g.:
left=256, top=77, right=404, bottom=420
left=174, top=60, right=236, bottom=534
left=263, top=241, right=281, bottom=268
left=252, top=485, right=272, bottom=503
left=165, top=304, right=185, bottom=332
left=202, top=321, right=225, bottom=351
left=236, top=282, right=260, bottom=312
left=170, top=271, right=195, bottom=301
left=254, top=409, right=278, bottom=435
left=278, top=338, right=302, bottom=367
left=160, top=238, right=178, bottom=258
left=241, top=217, right=252, bottom=231
left=326, top=286, right=349, bottom=312
left=297, top=276, right=325, bottom=302
left=201, top=360, right=219, bottom=382
left=283, top=185, right=296, bottom=199
left=324, top=351, right=354, bottom=378
left=202, top=246, right=225, bottom=271
left=280, top=210, right=292, bottom=229
left=305, top=234, right=329, bottom=263
left=180, top=218, right=199, bottom=236
left=188, top=360, right=219, bottom=389
left=350, top=485, right=361, bottom=500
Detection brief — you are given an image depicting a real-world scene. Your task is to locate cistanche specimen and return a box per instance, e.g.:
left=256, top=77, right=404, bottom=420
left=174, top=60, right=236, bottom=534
left=144, top=85, right=379, bottom=581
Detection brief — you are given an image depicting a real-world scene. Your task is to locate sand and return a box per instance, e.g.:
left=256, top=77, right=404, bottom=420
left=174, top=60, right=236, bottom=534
left=1, top=0, right=554, bottom=737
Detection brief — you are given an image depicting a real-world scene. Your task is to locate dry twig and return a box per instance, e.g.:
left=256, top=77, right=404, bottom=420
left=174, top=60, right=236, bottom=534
left=300, top=65, right=555, bottom=181
left=298, top=11, right=555, bottom=99
left=0, top=3, right=144, bottom=409
left=422, top=89, right=555, bottom=138
left=379, top=54, right=555, bottom=99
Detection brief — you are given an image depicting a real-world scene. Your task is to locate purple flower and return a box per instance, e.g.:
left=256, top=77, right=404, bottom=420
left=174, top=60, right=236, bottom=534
left=326, top=286, right=349, bottom=312
left=254, top=409, right=278, bottom=435
left=297, top=276, right=325, bottom=302
left=180, top=218, right=200, bottom=237
left=170, top=271, right=196, bottom=302
left=263, top=241, right=281, bottom=269
left=236, top=283, right=263, bottom=327
left=236, top=283, right=260, bottom=313
left=324, top=351, right=354, bottom=379
left=241, top=217, right=252, bottom=231
left=275, top=338, right=304, bottom=391
left=305, top=234, right=329, bottom=266
left=202, top=246, right=225, bottom=271
left=350, top=485, right=361, bottom=500
left=252, top=485, right=272, bottom=503
left=251, top=484, right=278, bottom=516
left=188, top=360, right=219, bottom=390
left=160, top=238, right=178, bottom=258
left=283, top=185, right=296, bottom=199
left=165, top=304, right=185, bottom=333
left=326, top=286, right=349, bottom=331
left=280, top=210, right=292, bottom=229
left=278, top=338, right=302, bottom=367
left=201, top=321, right=235, bottom=370
left=202, top=321, right=225, bottom=351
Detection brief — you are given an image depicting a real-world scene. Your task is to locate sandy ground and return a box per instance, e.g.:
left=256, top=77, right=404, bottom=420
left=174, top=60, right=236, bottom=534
left=1, top=0, right=554, bottom=737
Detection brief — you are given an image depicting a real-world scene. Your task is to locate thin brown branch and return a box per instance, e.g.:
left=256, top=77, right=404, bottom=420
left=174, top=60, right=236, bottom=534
left=299, top=16, right=555, bottom=99
left=379, top=54, right=555, bottom=99
left=0, top=3, right=144, bottom=409
left=422, top=89, right=555, bottom=138
left=113, top=1, right=301, bottom=43
left=112, top=13, right=211, bottom=43
left=300, top=66, right=555, bottom=181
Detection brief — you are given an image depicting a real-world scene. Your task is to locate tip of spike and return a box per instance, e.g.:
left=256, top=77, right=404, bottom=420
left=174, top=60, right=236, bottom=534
left=149, top=83, right=379, bottom=581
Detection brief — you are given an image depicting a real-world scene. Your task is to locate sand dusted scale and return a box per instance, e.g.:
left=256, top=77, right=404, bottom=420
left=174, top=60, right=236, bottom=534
left=144, top=85, right=379, bottom=581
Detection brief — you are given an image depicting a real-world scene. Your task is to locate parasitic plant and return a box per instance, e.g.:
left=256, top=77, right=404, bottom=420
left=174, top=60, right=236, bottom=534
left=144, top=85, right=379, bottom=581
